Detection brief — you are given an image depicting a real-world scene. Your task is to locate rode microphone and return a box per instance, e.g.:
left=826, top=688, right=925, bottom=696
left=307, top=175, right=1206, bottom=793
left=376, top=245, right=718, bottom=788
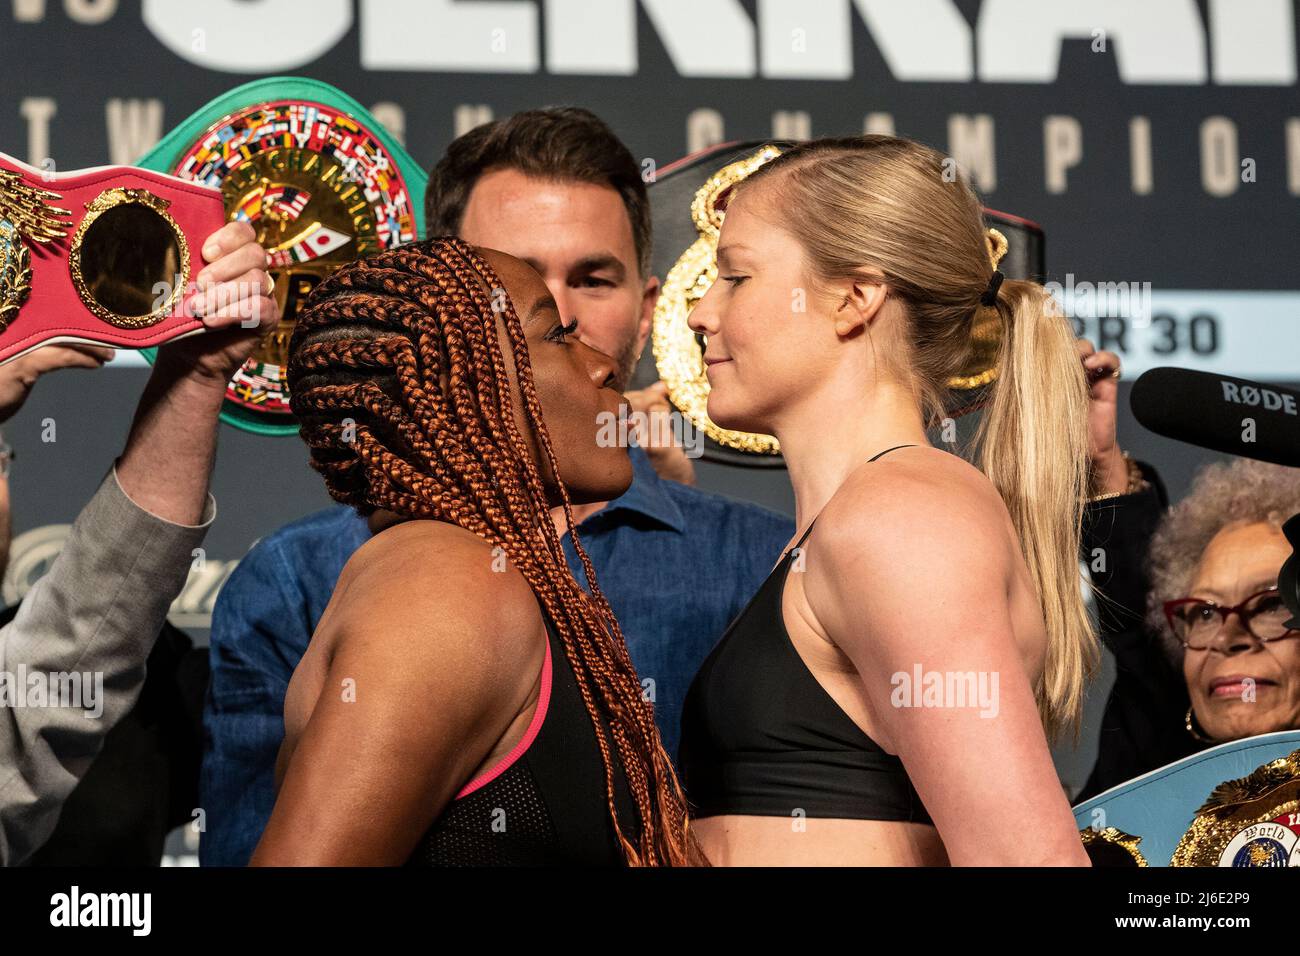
left=1130, top=367, right=1300, bottom=469
left=1282, top=514, right=1300, bottom=629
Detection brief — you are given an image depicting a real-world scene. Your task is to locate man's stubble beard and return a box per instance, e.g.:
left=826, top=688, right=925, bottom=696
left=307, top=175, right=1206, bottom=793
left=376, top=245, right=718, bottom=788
left=610, top=332, right=642, bottom=394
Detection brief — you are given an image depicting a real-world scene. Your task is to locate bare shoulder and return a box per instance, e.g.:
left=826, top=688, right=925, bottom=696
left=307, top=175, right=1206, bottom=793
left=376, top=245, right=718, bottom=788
left=812, top=446, right=1013, bottom=575
left=324, top=519, right=543, bottom=669
left=801, top=447, right=1022, bottom=665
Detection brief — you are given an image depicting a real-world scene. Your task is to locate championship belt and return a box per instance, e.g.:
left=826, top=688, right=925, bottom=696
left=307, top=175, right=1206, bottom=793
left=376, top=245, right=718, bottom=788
left=647, top=141, right=1045, bottom=466
left=1072, top=730, right=1300, bottom=866
left=0, top=152, right=226, bottom=365
left=136, top=77, right=428, bottom=435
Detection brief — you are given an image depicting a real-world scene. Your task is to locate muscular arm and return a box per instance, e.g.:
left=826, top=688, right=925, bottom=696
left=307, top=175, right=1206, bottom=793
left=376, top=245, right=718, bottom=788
left=806, top=471, right=1088, bottom=867
left=250, top=524, right=545, bottom=866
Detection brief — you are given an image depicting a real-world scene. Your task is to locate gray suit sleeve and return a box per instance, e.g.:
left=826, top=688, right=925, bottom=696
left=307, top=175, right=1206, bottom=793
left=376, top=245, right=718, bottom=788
left=0, top=464, right=216, bottom=865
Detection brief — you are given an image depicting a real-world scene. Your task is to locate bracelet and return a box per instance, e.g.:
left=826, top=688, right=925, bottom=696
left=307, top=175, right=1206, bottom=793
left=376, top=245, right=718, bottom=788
left=1088, top=452, right=1148, bottom=503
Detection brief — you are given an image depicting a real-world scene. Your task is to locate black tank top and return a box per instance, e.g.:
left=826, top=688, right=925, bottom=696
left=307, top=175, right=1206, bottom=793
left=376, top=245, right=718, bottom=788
left=679, top=444, right=933, bottom=824
left=408, top=610, right=640, bottom=865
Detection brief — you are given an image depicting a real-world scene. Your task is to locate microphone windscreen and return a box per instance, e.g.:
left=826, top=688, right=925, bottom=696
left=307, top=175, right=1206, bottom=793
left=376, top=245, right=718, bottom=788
left=1130, top=368, right=1300, bottom=468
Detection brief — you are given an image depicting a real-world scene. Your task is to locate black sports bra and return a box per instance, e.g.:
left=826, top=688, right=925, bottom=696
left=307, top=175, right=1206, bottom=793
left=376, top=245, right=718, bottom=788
left=408, top=610, right=640, bottom=865
left=679, top=444, right=932, bottom=824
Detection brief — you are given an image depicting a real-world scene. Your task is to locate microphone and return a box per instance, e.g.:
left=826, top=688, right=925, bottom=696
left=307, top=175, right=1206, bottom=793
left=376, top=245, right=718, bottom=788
left=1129, top=367, right=1300, bottom=468
left=1283, top=514, right=1300, bottom=629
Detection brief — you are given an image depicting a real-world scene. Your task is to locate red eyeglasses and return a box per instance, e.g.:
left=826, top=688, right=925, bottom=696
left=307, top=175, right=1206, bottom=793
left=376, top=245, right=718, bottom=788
left=1163, top=586, right=1298, bottom=651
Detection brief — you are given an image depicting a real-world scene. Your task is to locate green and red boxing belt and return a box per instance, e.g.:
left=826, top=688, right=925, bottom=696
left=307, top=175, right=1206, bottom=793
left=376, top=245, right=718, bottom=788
left=1, top=77, right=428, bottom=435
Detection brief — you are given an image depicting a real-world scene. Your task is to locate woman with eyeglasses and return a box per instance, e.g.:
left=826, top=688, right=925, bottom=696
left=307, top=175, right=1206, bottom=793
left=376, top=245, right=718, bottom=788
left=1081, top=456, right=1300, bottom=799
left=1151, top=458, right=1300, bottom=746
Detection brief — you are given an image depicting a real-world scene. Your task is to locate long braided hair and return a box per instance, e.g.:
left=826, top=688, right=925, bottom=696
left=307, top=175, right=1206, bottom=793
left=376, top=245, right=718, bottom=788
left=286, top=236, right=697, bottom=866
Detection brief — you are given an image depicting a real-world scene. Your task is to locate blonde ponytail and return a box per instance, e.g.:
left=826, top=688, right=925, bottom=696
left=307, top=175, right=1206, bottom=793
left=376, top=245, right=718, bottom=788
left=739, top=135, right=1099, bottom=740
left=976, top=280, right=1097, bottom=739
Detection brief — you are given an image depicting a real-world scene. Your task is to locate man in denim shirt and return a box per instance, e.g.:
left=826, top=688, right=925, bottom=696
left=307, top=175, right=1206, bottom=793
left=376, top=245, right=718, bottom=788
left=200, top=108, right=793, bottom=865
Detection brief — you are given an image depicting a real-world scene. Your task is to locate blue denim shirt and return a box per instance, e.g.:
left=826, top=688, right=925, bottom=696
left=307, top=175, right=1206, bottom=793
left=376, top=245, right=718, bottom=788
left=199, top=445, right=793, bottom=865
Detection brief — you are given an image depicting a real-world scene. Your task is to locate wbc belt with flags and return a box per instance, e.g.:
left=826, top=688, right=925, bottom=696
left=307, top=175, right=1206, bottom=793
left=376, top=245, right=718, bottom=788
left=136, top=77, right=429, bottom=436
